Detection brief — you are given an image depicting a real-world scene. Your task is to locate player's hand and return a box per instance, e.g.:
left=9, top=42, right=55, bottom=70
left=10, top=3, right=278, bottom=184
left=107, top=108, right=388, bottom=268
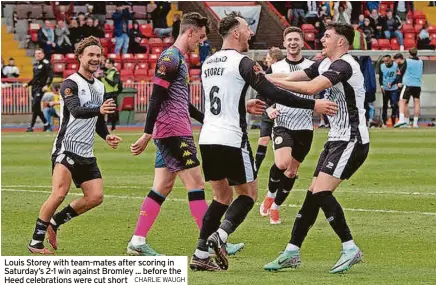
left=130, top=133, right=152, bottom=156
left=380, top=86, right=385, bottom=94
left=42, top=85, right=48, bottom=92
left=387, top=82, right=392, bottom=88
left=314, top=99, right=338, bottom=116
left=100, top=99, right=116, bottom=115
left=246, top=99, right=266, bottom=115
left=106, top=135, right=122, bottom=149
left=267, top=107, right=280, bottom=119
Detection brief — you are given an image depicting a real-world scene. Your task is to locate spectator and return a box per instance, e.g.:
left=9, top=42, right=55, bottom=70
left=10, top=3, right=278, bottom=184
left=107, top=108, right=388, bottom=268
left=199, top=35, right=212, bottom=66
left=2, top=57, right=20, bottom=78
left=369, top=9, right=383, bottom=38
left=101, top=58, right=121, bottom=131
left=87, top=2, right=106, bottom=28
left=54, top=20, right=72, bottom=55
left=318, top=4, right=330, bottom=19
left=172, top=14, right=181, bottom=40
left=360, top=55, right=377, bottom=126
left=52, top=1, right=74, bottom=23
left=379, top=55, right=399, bottom=127
left=38, top=20, right=56, bottom=59
left=361, top=18, right=375, bottom=49
left=394, top=1, right=414, bottom=21
left=418, top=24, right=435, bottom=49
left=306, top=1, right=318, bottom=24
left=315, top=16, right=332, bottom=44
left=41, top=83, right=60, bottom=132
left=1, top=58, right=6, bottom=78
left=68, top=18, right=81, bottom=47
left=93, top=18, right=105, bottom=38
left=112, top=4, right=133, bottom=55
left=289, top=2, right=307, bottom=26
left=382, top=9, right=404, bottom=50
left=94, top=54, right=106, bottom=79
left=80, top=17, right=104, bottom=40
left=77, top=12, right=86, bottom=27
left=366, top=1, right=381, bottom=12
left=333, top=1, right=352, bottom=25
left=128, top=21, right=147, bottom=54
left=352, top=22, right=367, bottom=50
left=151, top=2, right=172, bottom=38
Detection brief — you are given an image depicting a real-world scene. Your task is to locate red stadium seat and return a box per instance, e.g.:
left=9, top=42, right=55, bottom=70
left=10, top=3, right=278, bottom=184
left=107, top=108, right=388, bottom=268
left=120, top=69, right=134, bottom=77
left=134, top=69, right=149, bottom=80
left=379, top=4, right=387, bottom=15
left=377, top=39, right=391, bottom=50
left=65, top=53, right=76, bottom=64
left=104, top=23, right=114, bottom=33
left=51, top=54, right=64, bottom=63
left=121, top=53, right=135, bottom=63
left=139, top=24, right=153, bottom=37
left=402, top=24, right=415, bottom=33
left=149, top=38, right=163, bottom=47
left=301, top=24, right=316, bottom=33
left=390, top=38, right=400, bottom=50
left=415, top=18, right=426, bottom=26
left=149, top=62, right=157, bottom=70
left=428, top=25, right=436, bottom=34
left=414, top=24, right=423, bottom=34
left=53, top=63, right=65, bottom=73
left=151, top=47, right=163, bottom=55
left=163, top=37, right=174, bottom=44
left=123, top=62, right=135, bottom=70
left=148, top=54, right=158, bottom=63
left=134, top=53, right=148, bottom=63
left=66, top=63, right=79, bottom=70
left=148, top=69, right=155, bottom=77
left=190, top=53, right=200, bottom=67
left=140, top=38, right=148, bottom=46
left=404, top=33, right=416, bottom=40
left=107, top=53, right=121, bottom=64
left=370, top=38, right=379, bottom=50
left=100, top=38, right=109, bottom=47
left=136, top=62, right=149, bottom=69
left=304, top=32, right=315, bottom=42
left=404, top=38, right=416, bottom=50
left=113, top=62, right=121, bottom=69
left=405, top=18, right=413, bottom=25
left=413, top=10, right=426, bottom=20
left=63, top=69, right=76, bottom=78
left=189, top=69, right=201, bottom=79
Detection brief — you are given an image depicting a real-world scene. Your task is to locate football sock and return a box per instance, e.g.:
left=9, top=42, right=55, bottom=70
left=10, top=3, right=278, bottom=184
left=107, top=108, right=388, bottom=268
left=342, top=240, right=357, bottom=250
left=399, top=113, right=405, bottom=123
left=188, top=189, right=208, bottom=230
left=290, top=191, right=320, bottom=247
left=413, top=117, right=419, bottom=126
left=30, top=218, right=49, bottom=248
left=219, top=195, right=255, bottom=240
left=285, top=243, right=300, bottom=252
left=255, top=145, right=268, bottom=172
left=51, top=204, right=78, bottom=230
left=133, top=190, right=166, bottom=240
left=315, top=191, right=353, bottom=243
left=274, top=175, right=296, bottom=206
left=268, top=164, right=285, bottom=195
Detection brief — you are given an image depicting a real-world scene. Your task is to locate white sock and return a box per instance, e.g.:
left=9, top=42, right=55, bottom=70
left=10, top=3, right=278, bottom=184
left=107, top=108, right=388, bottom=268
left=217, top=228, right=228, bottom=243
left=405, top=117, right=409, bottom=124
left=342, top=240, right=356, bottom=250
left=399, top=113, right=405, bottom=123
left=286, top=243, right=299, bottom=252
left=44, top=122, right=49, bottom=126
left=271, top=203, right=280, bottom=210
left=267, top=191, right=276, bottom=198
left=413, top=117, right=419, bottom=126
left=131, top=235, right=146, bottom=246
left=50, top=218, right=57, bottom=226
left=194, top=249, right=209, bottom=259
left=30, top=239, right=42, bottom=246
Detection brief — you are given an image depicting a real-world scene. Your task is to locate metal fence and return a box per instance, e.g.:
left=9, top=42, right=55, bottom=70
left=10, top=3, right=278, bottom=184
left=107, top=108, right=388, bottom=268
left=1, top=81, right=205, bottom=115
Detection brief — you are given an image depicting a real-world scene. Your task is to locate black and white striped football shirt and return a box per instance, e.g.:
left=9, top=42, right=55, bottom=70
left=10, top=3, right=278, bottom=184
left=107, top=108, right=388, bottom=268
left=269, top=57, right=314, bottom=131
left=304, top=54, right=370, bottom=143
left=52, top=72, right=108, bottom=160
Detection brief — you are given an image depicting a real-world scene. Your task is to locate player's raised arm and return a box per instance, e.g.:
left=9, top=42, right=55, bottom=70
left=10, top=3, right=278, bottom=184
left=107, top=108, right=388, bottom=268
left=188, top=103, right=204, bottom=124
left=239, top=57, right=337, bottom=115
left=61, top=79, right=115, bottom=118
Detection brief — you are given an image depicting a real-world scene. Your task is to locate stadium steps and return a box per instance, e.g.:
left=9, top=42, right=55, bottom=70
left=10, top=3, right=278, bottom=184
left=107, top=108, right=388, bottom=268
left=256, top=1, right=289, bottom=48
left=415, top=1, right=436, bottom=25
left=1, top=24, right=33, bottom=79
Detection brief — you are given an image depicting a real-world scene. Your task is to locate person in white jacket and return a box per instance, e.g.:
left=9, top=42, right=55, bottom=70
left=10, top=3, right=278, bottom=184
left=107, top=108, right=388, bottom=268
left=334, top=1, right=352, bottom=25
left=2, top=58, right=20, bottom=78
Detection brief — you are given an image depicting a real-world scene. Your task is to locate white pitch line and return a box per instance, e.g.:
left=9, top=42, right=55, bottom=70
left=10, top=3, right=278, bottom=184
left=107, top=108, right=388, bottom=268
left=2, top=188, right=436, bottom=216
left=2, top=185, right=436, bottom=196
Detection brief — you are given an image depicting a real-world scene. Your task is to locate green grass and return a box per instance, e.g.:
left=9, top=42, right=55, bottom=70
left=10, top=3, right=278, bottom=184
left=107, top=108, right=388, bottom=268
left=2, top=129, right=436, bottom=285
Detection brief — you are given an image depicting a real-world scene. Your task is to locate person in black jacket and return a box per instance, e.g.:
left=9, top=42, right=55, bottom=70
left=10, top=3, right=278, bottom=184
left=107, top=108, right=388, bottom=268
left=22, top=49, right=53, bottom=132
left=128, top=21, right=147, bottom=54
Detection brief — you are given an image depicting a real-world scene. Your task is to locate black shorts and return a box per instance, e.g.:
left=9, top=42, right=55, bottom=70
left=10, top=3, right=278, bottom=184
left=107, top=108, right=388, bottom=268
left=260, top=119, right=274, bottom=138
left=200, top=143, right=257, bottom=186
left=154, top=136, right=200, bottom=172
left=313, top=140, right=369, bottom=180
left=52, top=152, right=102, bottom=188
left=272, top=127, right=313, bottom=163
left=400, top=86, right=421, bottom=101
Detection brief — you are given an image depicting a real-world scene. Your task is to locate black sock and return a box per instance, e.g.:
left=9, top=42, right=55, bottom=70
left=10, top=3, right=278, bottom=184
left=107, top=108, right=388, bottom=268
left=31, top=218, right=49, bottom=248
left=290, top=191, right=320, bottom=247
left=274, top=175, right=296, bottom=206
left=219, top=195, right=255, bottom=235
left=51, top=204, right=79, bottom=230
left=268, top=164, right=284, bottom=194
left=198, top=200, right=229, bottom=250
left=315, top=191, right=353, bottom=242
left=255, top=145, right=268, bottom=171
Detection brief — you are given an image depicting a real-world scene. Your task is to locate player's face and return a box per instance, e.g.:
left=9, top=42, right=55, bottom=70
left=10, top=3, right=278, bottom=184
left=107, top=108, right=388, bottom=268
left=384, top=57, right=392, bottom=65
left=34, top=50, right=44, bottom=61
left=284, top=32, right=303, bottom=56
left=236, top=17, right=253, bottom=52
left=188, top=26, right=206, bottom=52
left=264, top=53, right=273, bottom=68
left=321, top=29, right=341, bottom=57
left=79, top=45, right=102, bottom=73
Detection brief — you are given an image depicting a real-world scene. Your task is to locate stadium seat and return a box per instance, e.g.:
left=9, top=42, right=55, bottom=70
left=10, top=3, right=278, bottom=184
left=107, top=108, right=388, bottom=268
left=428, top=25, right=436, bottom=35
left=66, top=63, right=79, bottom=70
left=51, top=54, right=64, bottom=64
left=122, top=53, right=135, bottom=63
left=134, top=53, right=148, bottom=63
left=415, top=18, right=426, bottom=26
left=190, top=53, right=200, bottom=67
left=404, top=33, right=416, bottom=40
left=123, top=62, right=135, bottom=70
left=379, top=4, right=387, bottom=16
left=63, top=69, right=76, bottom=78
left=149, top=62, right=157, bottom=70
left=149, top=38, right=163, bottom=47
left=414, top=24, right=423, bottom=34
left=163, top=37, right=174, bottom=45
left=65, top=53, right=76, bottom=64
left=53, top=63, right=65, bottom=73
left=140, top=38, right=148, bottom=46
left=113, top=62, right=121, bottom=69
left=405, top=18, right=413, bottom=25
left=304, top=32, right=315, bottom=43
left=139, top=24, right=153, bottom=37
left=134, top=69, right=149, bottom=80
left=136, top=62, right=148, bottom=70
left=413, top=10, right=426, bottom=20
left=378, top=39, right=391, bottom=50
left=189, top=69, right=201, bottom=79
left=148, top=54, right=158, bottom=63
left=370, top=38, right=379, bottom=50
left=148, top=69, right=155, bottom=77
left=119, top=96, right=135, bottom=124
left=151, top=47, right=163, bottom=55
left=402, top=24, right=415, bottom=33
left=301, top=24, right=316, bottom=33
left=100, top=38, right=109, bottom=47
left=108, top=53, right=121, bottom=64
left=404, top=38, right=417, bottom=50
left=120, top=69, right=134, bottom=77
left=390, top=38, right=400, bottom=50
left=104, top=23, right=114, bottom=33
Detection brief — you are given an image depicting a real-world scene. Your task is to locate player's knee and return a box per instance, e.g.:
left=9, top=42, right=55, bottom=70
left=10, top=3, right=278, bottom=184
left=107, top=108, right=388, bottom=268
left=275, top=160, right=289, bottom=171
left=88, top=193, right=104, bottom=207
left=284, top=169, right=297, bottom=178
left=213, top=192, right=233, bottom=205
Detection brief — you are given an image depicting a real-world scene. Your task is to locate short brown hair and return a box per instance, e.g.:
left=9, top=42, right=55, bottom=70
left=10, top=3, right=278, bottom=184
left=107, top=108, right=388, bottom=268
left=326, top=22, right=354, bottom=45
left=268, top=47, right=284, bottom=62
left=180, top=12, right=209, bottom=34
left=409, top=48, right=418, bottom=57
left=283, top=26, right=304, bottom=40
left=218, top=11, right=244, bottom=38
left=75, top=36, right=102, bottom=61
